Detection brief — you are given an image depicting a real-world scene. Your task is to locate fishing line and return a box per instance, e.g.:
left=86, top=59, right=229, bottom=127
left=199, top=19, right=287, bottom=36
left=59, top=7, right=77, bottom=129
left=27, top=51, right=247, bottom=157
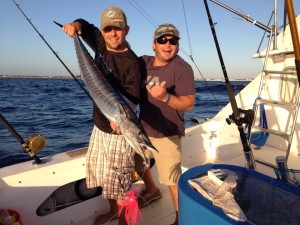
left=11, top=0, right=92, bottom=101
left=126, top=0, right=158, bottom=27
left=181, top=0, right=222, bottom=107
left=181, top=0, right=193, bottom=58
left=126, top=0, right=194, bottom=61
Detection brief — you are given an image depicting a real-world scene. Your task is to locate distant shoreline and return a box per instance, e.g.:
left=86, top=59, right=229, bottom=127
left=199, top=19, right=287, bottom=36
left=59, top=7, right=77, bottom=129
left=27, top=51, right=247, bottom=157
left=195, top=78, right=253, bottom=81
left=0, top=75, right=79, bottom=79
left=0, top=75, right=253, bottom=81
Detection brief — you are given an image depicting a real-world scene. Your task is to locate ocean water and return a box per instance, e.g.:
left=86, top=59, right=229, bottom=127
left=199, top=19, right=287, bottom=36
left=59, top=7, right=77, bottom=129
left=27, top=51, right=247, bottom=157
left=0, top=78, right=249, bottom=168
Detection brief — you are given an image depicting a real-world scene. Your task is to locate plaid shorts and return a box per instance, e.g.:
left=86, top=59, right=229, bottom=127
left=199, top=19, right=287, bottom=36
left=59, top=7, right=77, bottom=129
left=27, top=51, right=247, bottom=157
left=86, top=125, right=135, bottom=199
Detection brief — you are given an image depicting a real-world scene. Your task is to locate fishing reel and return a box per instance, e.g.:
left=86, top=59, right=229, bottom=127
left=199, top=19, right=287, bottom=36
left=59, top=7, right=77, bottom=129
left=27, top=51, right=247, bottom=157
left=23, top=133, right=46, bottom=151
left=226, top=108, right=254, bottom=127
left=22, top=133, right=46, bottom=164
left=0, top=113, right=46, bottom=164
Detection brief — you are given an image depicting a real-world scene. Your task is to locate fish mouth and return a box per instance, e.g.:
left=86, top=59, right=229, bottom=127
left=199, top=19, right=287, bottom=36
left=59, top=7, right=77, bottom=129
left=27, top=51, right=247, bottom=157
left=139, top=142, right=158, bottom=153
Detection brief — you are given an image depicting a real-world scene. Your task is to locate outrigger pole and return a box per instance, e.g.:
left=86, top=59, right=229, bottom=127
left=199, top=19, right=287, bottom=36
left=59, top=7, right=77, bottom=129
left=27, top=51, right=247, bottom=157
left=12, top=0, right=92, bottom=101
left=285, top=0, right=300, bottom=84
left=203, top=0, right=256, bottom=169
left=209, top=0, right=272, bottom=33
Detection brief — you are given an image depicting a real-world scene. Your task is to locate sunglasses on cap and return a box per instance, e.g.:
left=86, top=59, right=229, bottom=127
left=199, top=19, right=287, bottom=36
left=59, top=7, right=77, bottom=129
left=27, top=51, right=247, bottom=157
left=155, top=36, right=179, bottom=45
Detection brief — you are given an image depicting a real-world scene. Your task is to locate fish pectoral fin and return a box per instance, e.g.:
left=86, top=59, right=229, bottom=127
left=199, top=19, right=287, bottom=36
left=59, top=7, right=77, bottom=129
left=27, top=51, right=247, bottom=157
left=117, top=103, right=129, bottom=117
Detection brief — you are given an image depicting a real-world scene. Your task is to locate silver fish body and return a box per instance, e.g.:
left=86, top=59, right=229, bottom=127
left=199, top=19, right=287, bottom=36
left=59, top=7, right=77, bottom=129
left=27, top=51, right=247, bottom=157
left=73, top=35, right=157, bottom=166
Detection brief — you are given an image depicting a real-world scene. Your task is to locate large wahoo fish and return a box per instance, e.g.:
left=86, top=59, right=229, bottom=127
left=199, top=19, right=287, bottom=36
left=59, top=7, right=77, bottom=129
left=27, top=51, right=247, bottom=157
left=73, top=35, right=157, bottom=166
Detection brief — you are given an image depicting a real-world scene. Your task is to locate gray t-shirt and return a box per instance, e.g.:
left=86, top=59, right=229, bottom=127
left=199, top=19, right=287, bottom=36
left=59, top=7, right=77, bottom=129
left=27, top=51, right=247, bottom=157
left=139, top=55, right=195, bottom=138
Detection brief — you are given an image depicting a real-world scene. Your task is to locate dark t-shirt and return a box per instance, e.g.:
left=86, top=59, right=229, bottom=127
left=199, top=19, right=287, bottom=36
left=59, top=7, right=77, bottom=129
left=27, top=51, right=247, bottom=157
left=76, top=19, right=144, bottom=133
left=139, top=55, right=195, bottom=138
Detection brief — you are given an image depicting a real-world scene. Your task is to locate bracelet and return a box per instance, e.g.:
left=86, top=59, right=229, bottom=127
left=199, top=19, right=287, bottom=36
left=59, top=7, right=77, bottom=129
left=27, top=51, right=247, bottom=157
left=165, top=92, right=170, bottom=103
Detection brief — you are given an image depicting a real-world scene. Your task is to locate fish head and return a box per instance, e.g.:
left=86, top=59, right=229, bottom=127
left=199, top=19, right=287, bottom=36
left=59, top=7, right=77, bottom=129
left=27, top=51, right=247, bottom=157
left=119, top=118, right=158, bottom=159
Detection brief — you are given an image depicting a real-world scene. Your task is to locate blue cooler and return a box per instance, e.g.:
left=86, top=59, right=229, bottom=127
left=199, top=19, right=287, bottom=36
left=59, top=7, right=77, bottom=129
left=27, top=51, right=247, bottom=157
left=178, top=164, right=300, bottom=225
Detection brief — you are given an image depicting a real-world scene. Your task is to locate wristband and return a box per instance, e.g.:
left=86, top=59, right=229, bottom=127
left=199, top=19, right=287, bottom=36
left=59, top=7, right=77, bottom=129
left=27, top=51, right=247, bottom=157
left=165, top=92, right=170, bottom=103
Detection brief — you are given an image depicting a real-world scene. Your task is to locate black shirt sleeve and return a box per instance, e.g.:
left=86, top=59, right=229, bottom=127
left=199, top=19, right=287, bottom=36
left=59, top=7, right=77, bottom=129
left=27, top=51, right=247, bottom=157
left=74, top=18, right=105, bottom=53
left=72, top=18, right=143, bottom=133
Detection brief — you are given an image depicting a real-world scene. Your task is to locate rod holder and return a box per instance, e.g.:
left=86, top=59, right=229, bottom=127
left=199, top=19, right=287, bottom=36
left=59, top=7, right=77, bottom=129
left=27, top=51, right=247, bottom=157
left=276, top=155, right=289, bottom=182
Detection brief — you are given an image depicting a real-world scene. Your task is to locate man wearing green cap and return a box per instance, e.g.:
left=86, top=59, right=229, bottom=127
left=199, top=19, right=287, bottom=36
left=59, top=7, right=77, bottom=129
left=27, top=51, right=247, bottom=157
left=62, top=6, right=144, bottom=225
left=135, top=23, right=196, bottom=225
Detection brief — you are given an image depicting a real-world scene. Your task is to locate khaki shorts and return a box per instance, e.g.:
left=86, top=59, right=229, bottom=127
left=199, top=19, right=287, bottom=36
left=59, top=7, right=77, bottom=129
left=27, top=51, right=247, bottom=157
left=135, top=135, right=182, bottom=185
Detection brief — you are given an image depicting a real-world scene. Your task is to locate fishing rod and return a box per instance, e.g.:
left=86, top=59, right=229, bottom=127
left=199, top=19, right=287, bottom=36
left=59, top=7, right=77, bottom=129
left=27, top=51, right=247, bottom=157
left=12, top=0, right=92, bottom=101
left=285, top=0, right=300, bottom=85
left=203, top=0, right=256, bottom=170
left=209, top=0, right=272, bottom=33
left=284, top=0, right=300, bottom=161
left=0, top=114, right=44, bottom=164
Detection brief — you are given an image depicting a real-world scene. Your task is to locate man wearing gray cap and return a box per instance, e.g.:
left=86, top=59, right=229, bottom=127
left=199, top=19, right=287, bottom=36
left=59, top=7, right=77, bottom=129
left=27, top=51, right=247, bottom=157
left=135, top=23, right=195, bottom=225
left=62, top=6, right=144, bottom=225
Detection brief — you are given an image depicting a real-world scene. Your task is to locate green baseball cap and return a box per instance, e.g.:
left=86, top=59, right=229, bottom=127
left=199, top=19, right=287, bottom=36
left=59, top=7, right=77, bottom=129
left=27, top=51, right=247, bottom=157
left=154, top=23, right=180, bottom=39
left=101, top=7, right=127, bottom=30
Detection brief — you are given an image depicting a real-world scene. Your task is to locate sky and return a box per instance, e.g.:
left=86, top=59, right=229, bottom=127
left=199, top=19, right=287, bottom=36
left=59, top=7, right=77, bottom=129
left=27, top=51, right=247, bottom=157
left=1, top=0, right=300, bottom=79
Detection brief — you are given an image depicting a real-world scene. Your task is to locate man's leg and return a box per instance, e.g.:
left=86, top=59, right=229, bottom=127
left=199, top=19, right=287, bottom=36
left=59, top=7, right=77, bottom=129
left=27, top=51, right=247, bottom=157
left=169, top=184, right=178, bottom=211
left=169, top=184, right=179, bottom=225
left=117, top=199, right=127, bottom=225
left=93, top=199, right=118, bottom=225
left=138, top=167, right=159, bottom=194
left=137, top=164, right=162, bottom=208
